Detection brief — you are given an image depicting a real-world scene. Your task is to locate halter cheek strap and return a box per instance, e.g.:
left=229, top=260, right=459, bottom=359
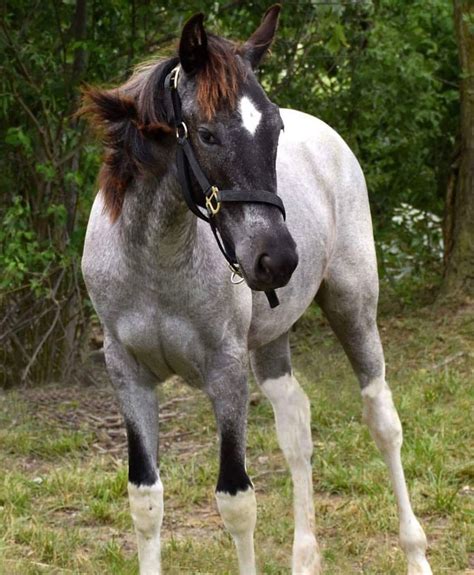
left=165, top=65, right=285, bottom=309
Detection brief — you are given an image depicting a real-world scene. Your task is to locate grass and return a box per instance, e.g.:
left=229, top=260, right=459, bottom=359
left=0, top=300, right=473, bottom=574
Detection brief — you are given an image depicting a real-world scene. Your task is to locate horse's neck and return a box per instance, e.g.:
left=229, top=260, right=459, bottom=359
left=119, top=173, right=199, bottom=269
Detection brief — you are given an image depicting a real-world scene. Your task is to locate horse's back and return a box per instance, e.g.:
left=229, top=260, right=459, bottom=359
left=278, top=108, right=369, bottom=214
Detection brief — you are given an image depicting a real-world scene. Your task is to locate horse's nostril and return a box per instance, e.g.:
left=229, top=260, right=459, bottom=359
left=256, top=254, right=272, bottom=279
left=253, top=248, right=298, bottom=289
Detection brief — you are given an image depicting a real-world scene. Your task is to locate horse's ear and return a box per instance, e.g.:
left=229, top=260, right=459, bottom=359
left=179, top=13, right=208, bottom=74
left=242, top=4, right=281, bottom=69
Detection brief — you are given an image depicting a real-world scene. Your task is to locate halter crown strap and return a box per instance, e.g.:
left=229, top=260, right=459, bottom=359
left=166, top=64, right=283, bottom=309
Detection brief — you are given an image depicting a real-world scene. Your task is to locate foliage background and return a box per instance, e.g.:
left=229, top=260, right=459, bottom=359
left=0, top=0, right=459, bottom=386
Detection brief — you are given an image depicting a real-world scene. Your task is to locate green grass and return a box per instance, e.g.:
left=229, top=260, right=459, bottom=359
left=0, top=302, right=472, bottom=574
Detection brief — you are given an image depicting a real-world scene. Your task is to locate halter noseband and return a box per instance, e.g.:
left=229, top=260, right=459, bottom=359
left=165, top=65, right=286, bottom=309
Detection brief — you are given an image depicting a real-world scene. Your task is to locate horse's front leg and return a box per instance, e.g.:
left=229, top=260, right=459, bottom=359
left=251, top=333, right=321, bottom=575
left=205, top=356, right=257, bottom=575
left=104, top=335, right=163, bottom=575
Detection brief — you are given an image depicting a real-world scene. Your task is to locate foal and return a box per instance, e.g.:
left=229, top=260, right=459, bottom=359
left=81, top=6, right=432, bottom=574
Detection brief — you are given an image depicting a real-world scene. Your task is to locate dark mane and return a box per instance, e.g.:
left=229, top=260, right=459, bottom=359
left=79, top=36, right=244, bottom=222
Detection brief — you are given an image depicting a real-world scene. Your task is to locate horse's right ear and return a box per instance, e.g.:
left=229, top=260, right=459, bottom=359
left=242, top=4, right=281, bottom=69
left=179, top=13, right=208, bottom=74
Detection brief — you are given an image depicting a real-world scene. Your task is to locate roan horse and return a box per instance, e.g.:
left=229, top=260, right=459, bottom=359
left=81, top=6, right=432, bottom=575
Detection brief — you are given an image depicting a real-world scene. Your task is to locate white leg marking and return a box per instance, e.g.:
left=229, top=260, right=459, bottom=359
left=239, top=96, right=262, bottom=136
left=128, top=479, right=164, bottom=575
left=216, top=487, right=257, bottom=575
left=362, top=378, right=432, bottom=575
left=261, top=375, right=321, bottom=575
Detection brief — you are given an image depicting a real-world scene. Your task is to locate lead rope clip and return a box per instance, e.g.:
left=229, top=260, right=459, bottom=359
left=230, top=263, right=245, bottom=285
left=231, top=271, right=245, bottom=285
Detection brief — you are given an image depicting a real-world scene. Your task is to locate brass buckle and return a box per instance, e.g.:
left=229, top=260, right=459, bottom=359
left=205, top=186, right=221, bottom=216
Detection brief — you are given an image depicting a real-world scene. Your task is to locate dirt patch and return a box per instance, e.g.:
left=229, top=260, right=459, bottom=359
left=20, top=381, right=129, bottom=457
left=18, top=365, right=206, bottom=458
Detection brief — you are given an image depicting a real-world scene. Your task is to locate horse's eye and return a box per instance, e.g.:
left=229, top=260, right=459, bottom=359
left=198, top=128, right=218, bottom=145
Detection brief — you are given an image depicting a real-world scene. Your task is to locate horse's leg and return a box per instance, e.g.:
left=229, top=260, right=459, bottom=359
left=250, top=333, right=321, bottom=575
left=104, top=335, right=162, bottom=575
left=206, top=368, right=257, bottom=575
left=316, top=279, right=432, bottom=575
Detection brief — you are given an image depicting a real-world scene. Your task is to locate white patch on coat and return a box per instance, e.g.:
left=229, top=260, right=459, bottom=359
left=260, top=375, right=321, bottom=574
left=216, top=487, right=257, bottom=575
left=362, top=377, right=432, bottom=574
left=239, top=96, right=262, bottom=136
left=128, top=479, right=164, bottom=575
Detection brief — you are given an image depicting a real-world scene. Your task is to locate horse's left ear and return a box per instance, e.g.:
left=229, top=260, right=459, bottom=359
left=242, top=4, right=281, bottom=69
left=179, top=13, right=208, bottom=74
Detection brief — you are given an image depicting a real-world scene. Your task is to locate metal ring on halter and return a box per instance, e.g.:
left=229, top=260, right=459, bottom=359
left=231, top=271, right=245, bottom=285
left=171, top=65, right=181, bottom=89
left=176, top=122, right=188, bottom=140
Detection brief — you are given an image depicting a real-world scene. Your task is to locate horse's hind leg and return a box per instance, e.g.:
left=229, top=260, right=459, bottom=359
left=316, top=277, right=432, bottom=575
left=104, top=335, right=162, bottom=575
left=250, top=333, right=321, bottom=575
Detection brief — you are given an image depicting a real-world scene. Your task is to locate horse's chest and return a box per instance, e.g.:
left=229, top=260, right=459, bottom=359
left=115, top=302, right=206, bottom=384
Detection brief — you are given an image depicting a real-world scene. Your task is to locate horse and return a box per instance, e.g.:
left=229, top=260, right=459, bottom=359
left=80, top=6, right=432, bottom=575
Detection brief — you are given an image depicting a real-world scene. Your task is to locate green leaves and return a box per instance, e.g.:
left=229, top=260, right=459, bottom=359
left=0, top=197, right=57, bottom=293
left=35, top=162, right=56, bottom=182
left=5, top=128, right=32, bottom=156
left=259, top=0, right=458, bottom=221
left=327, top=24, right=349, bottom=54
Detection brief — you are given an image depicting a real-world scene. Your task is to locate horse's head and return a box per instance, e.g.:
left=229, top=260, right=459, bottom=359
left=175, top=6, right=298, bottom=291
left=81, top=5, right=298, bottom=292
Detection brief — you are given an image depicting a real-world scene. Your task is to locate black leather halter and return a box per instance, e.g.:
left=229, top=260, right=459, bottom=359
left=165, top=65, right=285, bottom=308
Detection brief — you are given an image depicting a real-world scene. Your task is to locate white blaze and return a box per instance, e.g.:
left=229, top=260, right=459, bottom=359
left=239, top=96, right=262, bottom=136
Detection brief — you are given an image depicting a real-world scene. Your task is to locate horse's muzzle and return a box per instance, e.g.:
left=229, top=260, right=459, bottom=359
left=252, top=248, right=298, bottom=290
left=231, top=215, right=298, bottom=292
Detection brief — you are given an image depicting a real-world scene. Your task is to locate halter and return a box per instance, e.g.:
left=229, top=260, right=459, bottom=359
left=165, top=65, right=286, bottom=309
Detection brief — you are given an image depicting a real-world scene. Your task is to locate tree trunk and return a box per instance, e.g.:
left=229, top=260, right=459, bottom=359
left=443, top=1, right=474, bottom=297
left=63, top=0, right=88, bottom=377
